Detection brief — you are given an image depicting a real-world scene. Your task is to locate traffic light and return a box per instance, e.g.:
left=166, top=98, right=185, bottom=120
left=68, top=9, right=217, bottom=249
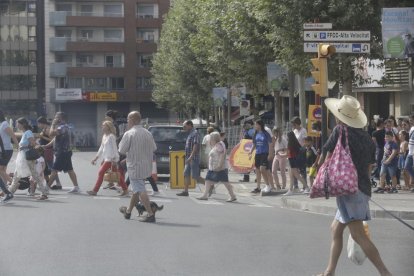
left=311, top=44, right=336, bottom=97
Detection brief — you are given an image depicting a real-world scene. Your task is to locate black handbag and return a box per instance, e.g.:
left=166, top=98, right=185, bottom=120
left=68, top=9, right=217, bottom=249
left=25, top=147, right=40, bottom=161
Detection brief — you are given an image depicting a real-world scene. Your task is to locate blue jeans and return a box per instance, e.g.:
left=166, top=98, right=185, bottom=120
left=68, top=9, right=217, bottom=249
left=404, top=155, right=414, bottom=178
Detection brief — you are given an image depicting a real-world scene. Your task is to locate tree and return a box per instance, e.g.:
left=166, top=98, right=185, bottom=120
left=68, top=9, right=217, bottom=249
left=152, top=0, right=214, bottom=117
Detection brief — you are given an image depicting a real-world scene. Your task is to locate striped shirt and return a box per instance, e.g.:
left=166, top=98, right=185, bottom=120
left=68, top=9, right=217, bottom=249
left=409, top=126, right=414, bottom=155
left=118, top=125, right=156, bottom=179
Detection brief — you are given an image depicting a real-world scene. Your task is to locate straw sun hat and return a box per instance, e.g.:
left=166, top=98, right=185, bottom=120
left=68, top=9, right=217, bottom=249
left=325, top=95, right=367, bottom=128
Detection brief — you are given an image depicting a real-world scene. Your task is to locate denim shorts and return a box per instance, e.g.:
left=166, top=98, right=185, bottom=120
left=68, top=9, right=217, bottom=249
left=335, top=190, right=371, bottom=224
left=184, top=159, right=200, bottom=179
left=380, top=163, right=398, bottom=177
left=398, top=155, right=406, bottom=170
left=129, top=179, right=146, bottom=194
left=404, top=155, right=414, bottom=178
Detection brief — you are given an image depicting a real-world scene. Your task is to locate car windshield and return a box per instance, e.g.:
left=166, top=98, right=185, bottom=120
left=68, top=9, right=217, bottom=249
left=150, top=127, right=188, bottom=143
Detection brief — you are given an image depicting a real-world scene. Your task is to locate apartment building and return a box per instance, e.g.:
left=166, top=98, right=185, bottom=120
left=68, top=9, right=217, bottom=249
left=45, top=0, right=170, bottom=147
left=0, top=0, right=44, bottom=122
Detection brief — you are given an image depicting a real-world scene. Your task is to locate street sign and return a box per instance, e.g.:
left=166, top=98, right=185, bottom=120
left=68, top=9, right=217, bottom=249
left=304, top=42, right=370, bottom=53
left=304, top=31, right=370, bottom=41
left=169, top=151, right=196, bottom=189
left=303, top=23, right=332, bottom=30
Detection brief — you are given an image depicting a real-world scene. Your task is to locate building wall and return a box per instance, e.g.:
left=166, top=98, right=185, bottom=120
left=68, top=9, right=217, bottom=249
left=44, top=0, right=171, bottom=147
left=0, top=0, right=43, bottom=120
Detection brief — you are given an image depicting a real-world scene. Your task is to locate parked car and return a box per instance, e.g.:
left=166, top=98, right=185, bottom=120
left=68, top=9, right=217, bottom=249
left=148, top=125, right=208, bottom=174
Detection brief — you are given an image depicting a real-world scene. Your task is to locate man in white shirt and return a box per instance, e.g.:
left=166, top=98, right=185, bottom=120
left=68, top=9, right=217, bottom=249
left=291, top=117, right=307, bottom=189
left=291, top=117, right=307, bottom=146
left=118, top=111, right=157, bottom=222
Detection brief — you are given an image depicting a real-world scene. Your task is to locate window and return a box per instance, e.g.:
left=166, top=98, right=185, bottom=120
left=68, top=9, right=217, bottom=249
left=27, top=2, right=36, bottom=16
left=56, top=53, right=72, bottom=64
left=56, top=4, right=72, bottom=15
left=0, top=3, right=8, bottom=17
left=105, top=54, right=123, bottom=68
left=86, top=78, right=106, bottom=90
left=76, top=54, right=94, bottom=67
left=138, top=53, right=153, bottom=68
left=28, top=50, right=36, bottom=66
left=56, top=29, right=72, bottom=38
left=104, top=29, right=122, bottom=42
left=9, top=2, right=26, bottom=16
left=110, top=77, right=124, bottom=90
left=137, top=4, right=158, bottom=18
left=80, top=30, right=93, bottom=41
left=136, top=77, right=153, bottom=90
left=136, top=28, right=158, bottom=42
left=104, top=4, right=123, bottom=17
left=80, top=5, right=93, bottom=16
left=67, top=77, right=82, bottom=88
left=28, top=26, right=36, bottom=42
left=55, top=77, right=66, bottom=89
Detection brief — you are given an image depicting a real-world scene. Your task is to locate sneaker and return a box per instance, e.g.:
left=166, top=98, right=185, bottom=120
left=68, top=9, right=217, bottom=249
left=226, top=197, right=237, bottom=202
left=293, top=188, right=300, bottom=193
left=103, top=183, right=114, bottom=189
left=50, top=185, right=62, bottom=190
left=68, top=186, right=80, bottom=194
left=176, top=191, right=189, bottom=197
left=37, top=194, right=48, bottom=201
left=251, top=188, right=261, bottom=194
left=139, top=215, right=156, bottom=223
left=303, top=187, right=310, bottom=194
left=262, top=185, right=271, bottom=193
left=86, top=190, right=97, bottom=196
left=373, top=187, right=384, bottom=193
left=119, top=206, right=131, bottom=220
left=2, top=193, right=13, bottom=203
left=283, top=190, right=294, bottom=196
left=119, top=190, right=129, bottom=197
left=197, top=196, right=208, bottom=201
left=388, top=187, right=398, bottom=193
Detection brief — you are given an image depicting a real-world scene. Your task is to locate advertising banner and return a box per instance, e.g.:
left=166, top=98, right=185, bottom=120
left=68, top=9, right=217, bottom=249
left=382, top=8, right=414, bottom=58
left=229, top=139, right=255, bottom=173
left=212, top=87, right=228, bottom=107
left=55, top=88, right=82, bottom=101
left=267, top=62, right=289, bottom=91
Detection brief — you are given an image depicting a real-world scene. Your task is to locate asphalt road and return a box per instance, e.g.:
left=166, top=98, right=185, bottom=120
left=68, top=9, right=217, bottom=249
left=0, top=152, right=413, bottom=276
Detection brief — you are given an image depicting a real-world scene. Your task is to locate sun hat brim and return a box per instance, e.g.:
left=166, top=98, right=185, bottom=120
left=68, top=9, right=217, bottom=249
left=325, top=98, right=367, bottom=128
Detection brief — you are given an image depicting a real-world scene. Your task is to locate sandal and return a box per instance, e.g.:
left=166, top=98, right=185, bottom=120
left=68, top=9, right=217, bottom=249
left=37, top=195, right=48, bottom=200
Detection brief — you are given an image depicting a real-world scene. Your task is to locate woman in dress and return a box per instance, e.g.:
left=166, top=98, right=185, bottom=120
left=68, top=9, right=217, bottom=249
left=8, top=118, right=48, bottom=200
left=197, top=132, right=236, bottom=202
left=316, top=95, right=391, bottom=276
left=87, top=121, right=128, bottom=196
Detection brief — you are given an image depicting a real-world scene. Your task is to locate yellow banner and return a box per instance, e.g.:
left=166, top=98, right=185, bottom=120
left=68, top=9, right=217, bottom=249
left=307, top=105, right=322, bottom=137
left=169, top=151, right=196, bottom=189
left=89, top=92, right=117, bottom=102
left=229, top=139, right=255, bottom=173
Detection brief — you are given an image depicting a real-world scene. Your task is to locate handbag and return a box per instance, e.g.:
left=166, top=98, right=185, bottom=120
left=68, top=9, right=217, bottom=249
left=310, top=125, right=358, bottom=199
left=25, top=147, right=41, bottom=161
left=104, top=165, right=120, bottom=183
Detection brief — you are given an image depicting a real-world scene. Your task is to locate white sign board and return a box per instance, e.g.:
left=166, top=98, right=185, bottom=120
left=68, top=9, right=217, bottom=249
left=304, top=42, right=370, bottom=53
left=304, top=31, right=371, bottom=41
left=303, top=23, right=332, bottom=29
left=55, top=88, right=82, bottom=101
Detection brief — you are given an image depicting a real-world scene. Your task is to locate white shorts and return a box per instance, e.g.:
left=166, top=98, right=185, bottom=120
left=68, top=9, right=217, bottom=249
left=129, top=179, right=146, bottom=194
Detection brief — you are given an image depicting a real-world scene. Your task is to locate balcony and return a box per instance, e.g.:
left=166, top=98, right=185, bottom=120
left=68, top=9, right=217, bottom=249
left=49, top=11, right=68, bottom=26
left=50, top=62, right=67, bottom=77
left=50, top=37, right=124, bottom=52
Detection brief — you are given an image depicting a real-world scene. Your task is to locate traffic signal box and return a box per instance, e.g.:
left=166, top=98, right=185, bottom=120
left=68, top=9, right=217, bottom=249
left=311, top=44, right=336, bottom=97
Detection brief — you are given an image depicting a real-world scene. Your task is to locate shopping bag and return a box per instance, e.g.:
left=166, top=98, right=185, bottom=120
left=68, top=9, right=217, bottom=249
left=347, top=222, right=370, bottom=265
left=15, top=150, right=31, bottom=178
left=103, top=165, right=120, bottom=183
left=310, top=125, right=358, bottom=199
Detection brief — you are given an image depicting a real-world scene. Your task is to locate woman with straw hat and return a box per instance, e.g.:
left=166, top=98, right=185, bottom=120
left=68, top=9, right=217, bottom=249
left=316, top=95, right=391, bottom=276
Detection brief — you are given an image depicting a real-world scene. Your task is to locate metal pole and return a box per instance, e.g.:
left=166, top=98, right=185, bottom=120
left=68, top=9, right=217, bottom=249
left=227, top=88, right=231, bottom=129
left=288, top=73, right=295, bottom=123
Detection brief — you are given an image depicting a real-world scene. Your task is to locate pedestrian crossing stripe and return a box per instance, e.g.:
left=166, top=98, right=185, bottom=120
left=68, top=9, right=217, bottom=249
left=92, top=197, right=121, bottom=200
left=189, top=196, right=224, bottom=205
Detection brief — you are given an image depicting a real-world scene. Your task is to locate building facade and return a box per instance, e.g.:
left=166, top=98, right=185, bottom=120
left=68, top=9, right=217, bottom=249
left=0, top=0, right=45, bottom=123
left=45, top=0, right=171, bottom=147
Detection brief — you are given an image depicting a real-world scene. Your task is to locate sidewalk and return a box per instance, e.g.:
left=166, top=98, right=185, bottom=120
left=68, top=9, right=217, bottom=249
left=224, top=170, right=414, bottom=221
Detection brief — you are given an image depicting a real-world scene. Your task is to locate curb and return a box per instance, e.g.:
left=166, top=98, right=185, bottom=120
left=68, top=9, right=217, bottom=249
left=280, top=197, right=414, bottom=221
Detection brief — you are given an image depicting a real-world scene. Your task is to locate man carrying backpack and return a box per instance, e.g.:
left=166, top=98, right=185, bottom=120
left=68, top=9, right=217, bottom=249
left=43, top=112, right=80, bottom=193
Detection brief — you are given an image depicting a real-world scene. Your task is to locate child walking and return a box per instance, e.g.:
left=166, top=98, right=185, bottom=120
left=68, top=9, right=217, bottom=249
left=303, top=136, right=319, bottom=188
left=374, top=131, right=399, bottom=193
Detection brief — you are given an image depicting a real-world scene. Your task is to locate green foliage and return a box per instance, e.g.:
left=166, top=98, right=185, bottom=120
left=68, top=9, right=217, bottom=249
left=152, top=0, right=409, bottom=111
